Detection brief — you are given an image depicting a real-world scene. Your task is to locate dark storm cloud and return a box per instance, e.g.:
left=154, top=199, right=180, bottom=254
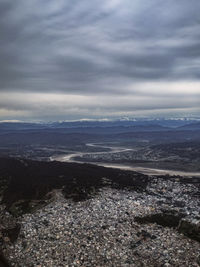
left=0, top=0, right=200, bottom=120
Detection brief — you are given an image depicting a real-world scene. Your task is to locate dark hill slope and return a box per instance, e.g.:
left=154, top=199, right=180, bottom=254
left=0, top=158, right=148, bottom=213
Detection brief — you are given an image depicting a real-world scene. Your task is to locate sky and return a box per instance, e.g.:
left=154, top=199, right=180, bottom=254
left=0, top=0, right=200, bottom=121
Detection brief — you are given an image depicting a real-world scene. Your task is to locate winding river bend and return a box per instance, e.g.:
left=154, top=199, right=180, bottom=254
left=51, top=143, right=200, bottom=177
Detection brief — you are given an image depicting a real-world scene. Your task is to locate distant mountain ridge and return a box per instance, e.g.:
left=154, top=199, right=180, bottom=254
left=178, top=122, right=200, bottom=130
left=1, top=118, right=200, bottom=132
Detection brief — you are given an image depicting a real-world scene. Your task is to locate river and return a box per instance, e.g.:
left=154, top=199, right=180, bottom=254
left=50, top=143, right=200, bottom=177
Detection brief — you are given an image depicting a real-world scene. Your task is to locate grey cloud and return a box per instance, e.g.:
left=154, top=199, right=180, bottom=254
left=0, top=0, right=200, bottom=120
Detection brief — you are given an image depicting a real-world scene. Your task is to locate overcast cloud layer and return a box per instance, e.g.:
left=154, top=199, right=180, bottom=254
left=0, top=0, right=200, bottom=121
